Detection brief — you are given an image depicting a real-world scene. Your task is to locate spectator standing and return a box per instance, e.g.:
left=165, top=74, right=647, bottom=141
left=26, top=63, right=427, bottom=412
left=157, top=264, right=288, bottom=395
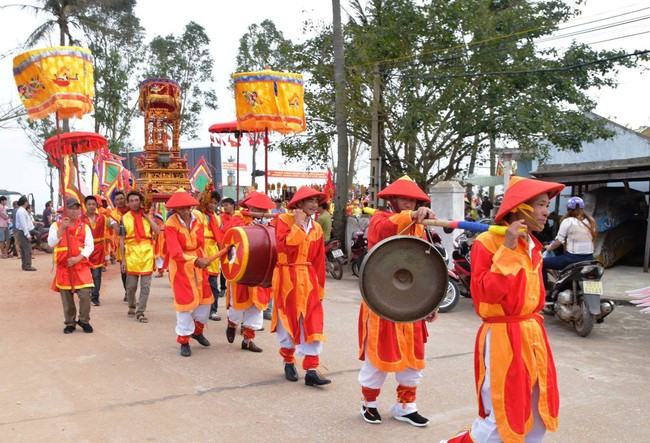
left=481, top=196, right=494, bottom=219
left=42, top=201, right=53, bottom=229
left=316, top=201, right=332, bottom=243
left=271, top=198, right=286, bottom=214
left=14, top=196, right=36, bottom=271
left=0, top=196, right=9, bottom=258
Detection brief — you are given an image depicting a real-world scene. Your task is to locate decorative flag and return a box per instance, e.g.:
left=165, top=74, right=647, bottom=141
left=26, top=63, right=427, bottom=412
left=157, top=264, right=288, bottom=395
left=233, top=69, right=306, bottom=134
left=188, top=157, right=212, bottom=193
left=496, top=160, right=504, bottom=177
left=324, top=168, right=334, bottom=200
left=13, top=46, right=94, bottom=121
left=62, top=155, right=83, bottom=202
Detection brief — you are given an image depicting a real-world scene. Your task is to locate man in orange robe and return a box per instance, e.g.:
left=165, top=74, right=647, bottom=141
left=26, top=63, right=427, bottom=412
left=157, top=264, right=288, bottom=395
left=200, top=190, right=223, bottom=321
left=358, top=175, right=438, bottom=427
left=84, top=195, right=106, bottom=306
left=164, top=189, right=214, bottom=357
left=224, top=191, right=274, bottom=353
left=119, top=191, right=161, bottom=323
left=442, top=177, right=563, bottom=443
left=47, top=197, right=95, bottom=334
left=271, top=186, right=330, bottom=387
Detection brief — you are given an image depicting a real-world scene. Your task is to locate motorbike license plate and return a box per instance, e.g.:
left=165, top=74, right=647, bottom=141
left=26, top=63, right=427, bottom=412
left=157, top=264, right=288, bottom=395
left=332, top=248, right=344, bottom=258
left=582, top=281, right=603, bottom=295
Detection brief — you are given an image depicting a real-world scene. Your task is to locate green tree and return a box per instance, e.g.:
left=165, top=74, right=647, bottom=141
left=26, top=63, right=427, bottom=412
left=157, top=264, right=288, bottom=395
left=145, top=21, right=218, bottom=140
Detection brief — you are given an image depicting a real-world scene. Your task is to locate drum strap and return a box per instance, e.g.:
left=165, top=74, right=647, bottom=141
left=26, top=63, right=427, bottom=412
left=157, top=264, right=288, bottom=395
left=482, top=313, right=540, bottom=324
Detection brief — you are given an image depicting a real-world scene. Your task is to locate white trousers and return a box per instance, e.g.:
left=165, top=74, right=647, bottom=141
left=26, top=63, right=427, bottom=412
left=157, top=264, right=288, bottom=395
left=276, top=316, right=322, bottom=356
left=155, top=257, right=164, bottom=269
left=175, top=304, right=210, bottom=337
left=227, top=293, right=263, bottom=330
left=470, top=330, right=546, bottom=443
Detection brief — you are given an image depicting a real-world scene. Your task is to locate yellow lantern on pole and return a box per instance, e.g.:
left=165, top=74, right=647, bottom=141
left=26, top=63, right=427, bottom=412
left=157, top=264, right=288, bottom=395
left=13, top=46, right=94, bottom=121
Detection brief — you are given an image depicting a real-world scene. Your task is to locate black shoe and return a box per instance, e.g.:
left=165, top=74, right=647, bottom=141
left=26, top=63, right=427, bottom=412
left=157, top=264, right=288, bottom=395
left=284, top=363, right=298, bottom=382
left=361, top=406, right=382, bottom=424
left=305, top=369, right=331, bottom=386
left=91, top=299, right=100, bottom=306
left=63, top=325, right=76, bottom=334
left=226, top=325, right=236, bottom=343
left=393, top=411, right=429, bottom=427
left=77, top=321, right=94, bottom=333
left=180, top=343, right=191, bottom=357
left=241, top=339, right=263, bottom=352
left=24, top=267, right=37, bottom=271
left=192, top=334, right=211, bottom=347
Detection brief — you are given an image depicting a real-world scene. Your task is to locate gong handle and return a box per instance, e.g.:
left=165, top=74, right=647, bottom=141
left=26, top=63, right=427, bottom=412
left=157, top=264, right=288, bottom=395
left=420, top=219, right=508, bottom=236
left=241, top=210, right=278, bottom=219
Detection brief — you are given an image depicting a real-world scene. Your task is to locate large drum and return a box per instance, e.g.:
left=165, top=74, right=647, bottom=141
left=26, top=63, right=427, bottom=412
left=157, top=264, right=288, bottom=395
left=220, top=224, right=277, bottom=287
left=359, top=236, right=448, bottom=323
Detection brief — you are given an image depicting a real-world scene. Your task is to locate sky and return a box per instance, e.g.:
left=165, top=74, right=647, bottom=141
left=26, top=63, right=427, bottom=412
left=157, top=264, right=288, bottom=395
left=0, top=0, right=648, bottom=212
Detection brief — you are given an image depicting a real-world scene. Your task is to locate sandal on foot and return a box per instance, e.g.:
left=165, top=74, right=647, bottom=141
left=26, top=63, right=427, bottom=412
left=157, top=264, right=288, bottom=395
left=127, top=310, right=135, bottom=317
left=136, top=314, right=148, bottom=323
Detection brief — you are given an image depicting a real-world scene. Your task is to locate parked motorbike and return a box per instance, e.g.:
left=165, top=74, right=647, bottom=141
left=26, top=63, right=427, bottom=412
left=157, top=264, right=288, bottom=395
left=451, top=231, right=474, bottom=298
left=8, top=226, right=51, bottom=255
left=544, top=258, right=614, bottom=337
left=350, top=226, right=368, bottom=277
left=427, top=229, right=461, bottom=313
left=325, top=239, right=344, bottom=280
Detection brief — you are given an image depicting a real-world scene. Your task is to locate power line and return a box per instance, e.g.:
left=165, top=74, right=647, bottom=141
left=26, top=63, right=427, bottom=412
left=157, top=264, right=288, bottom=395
left=398, top=50, right=650, bottom=81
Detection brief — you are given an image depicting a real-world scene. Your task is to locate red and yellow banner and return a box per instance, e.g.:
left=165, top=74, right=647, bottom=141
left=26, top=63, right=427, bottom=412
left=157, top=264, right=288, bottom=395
left=267, top=170, right=327, bottom=179
left=223, top=162, right=248, bottom=171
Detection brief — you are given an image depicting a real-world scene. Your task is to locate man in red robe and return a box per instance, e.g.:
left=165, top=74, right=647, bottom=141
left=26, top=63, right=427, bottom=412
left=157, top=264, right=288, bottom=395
left=48, top=197, right=95, bottom=334
left=271, top=186, right=330, bottom=387
left=83, top=195, right=106, bottom=306
left=164, top=189, right=214, bottom=357
left=358, top=175, right=438, bottom=427
left=442, top=176, right=563, bottom=443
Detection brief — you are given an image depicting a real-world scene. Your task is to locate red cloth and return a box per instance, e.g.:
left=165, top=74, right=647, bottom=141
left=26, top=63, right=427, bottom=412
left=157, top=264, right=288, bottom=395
left=362, top=386, right=381, bottom=402
left=128, top=209, right=146, bottom=243
left=302, top=355, right=319, bottom=370
left=280, top=347, right=296, bottom=364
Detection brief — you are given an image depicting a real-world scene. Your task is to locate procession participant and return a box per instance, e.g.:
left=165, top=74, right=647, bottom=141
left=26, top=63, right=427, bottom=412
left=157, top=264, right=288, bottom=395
left=200, top=189, right=223, bottom=321
left=97, top=196, right=112, bottom=268
left=84, top=195, right=107, bottom=306
left=119, top=190, right=160, bottom=323
left=164, top=189, right=214, bottom=357
left=153, top=206, right=167, bottom=278
left=218, top=197, right=239, bottom=294
left=224, top=191, right=274, bottom=353
left=358, top=175, right=438, bottom=427
left=48, top=197, right=95, bottom=334
left=109, top=191, right=129, bottom=299
left=271, top=186, right=330, bottom=386
left=441, top=176, right=563, bottom=443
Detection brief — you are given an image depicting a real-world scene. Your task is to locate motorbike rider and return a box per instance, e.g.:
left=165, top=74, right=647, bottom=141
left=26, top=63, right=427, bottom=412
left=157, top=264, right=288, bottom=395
left=543, top=196, right=596, bottom=284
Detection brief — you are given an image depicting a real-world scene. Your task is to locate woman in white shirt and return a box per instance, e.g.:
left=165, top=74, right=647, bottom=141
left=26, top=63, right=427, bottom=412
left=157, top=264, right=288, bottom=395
left=543, top=196, right=597, bottom=274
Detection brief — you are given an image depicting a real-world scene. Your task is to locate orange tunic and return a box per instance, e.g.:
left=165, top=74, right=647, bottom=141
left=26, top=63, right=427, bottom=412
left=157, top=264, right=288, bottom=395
left=51, top=219, right=94, bottom=292
left=270, top=213, right=326, bottom=344
left=358, top=210, right=428, bottom=372
left=470, top=231, right=560, bottom=442
left=164, top=210, right=214, bottom=312
left=84, top=212, right=106, bottom=269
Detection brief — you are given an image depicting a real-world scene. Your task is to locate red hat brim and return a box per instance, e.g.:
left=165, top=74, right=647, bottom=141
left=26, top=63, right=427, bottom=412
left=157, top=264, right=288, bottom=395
left=288, top=186, right=327, bottom=209
left=165, top=190, right=200, bottom=209
left=240, top=191, right=275, bottom=210
left=377, top=177, right=430, bottom=204
left=494, top=177, right=564, bottom=223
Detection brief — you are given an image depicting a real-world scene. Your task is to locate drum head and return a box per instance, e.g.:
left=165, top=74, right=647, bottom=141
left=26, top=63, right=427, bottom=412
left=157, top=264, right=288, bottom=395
left=359, top=236, right=448, bottom=323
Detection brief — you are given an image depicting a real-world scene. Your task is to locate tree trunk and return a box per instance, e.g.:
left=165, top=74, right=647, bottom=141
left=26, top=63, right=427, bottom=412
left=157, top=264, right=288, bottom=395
left=332, top=0, right=349, bottom=243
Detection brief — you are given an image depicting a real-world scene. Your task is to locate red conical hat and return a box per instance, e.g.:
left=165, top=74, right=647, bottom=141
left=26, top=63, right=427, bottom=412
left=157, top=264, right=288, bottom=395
left=288, top=186, right=327, bottom=209
left=240, top=191, right=275, bottom=210
left=494, top=176, right=564, bottom=223
left=377, top=175, right=430, bottom=204
left=165, top=188, right=200, bottom=209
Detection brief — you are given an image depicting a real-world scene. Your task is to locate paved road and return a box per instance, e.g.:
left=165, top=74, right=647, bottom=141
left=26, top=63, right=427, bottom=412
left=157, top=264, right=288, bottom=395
left=1, top=260, right=648, bottom=442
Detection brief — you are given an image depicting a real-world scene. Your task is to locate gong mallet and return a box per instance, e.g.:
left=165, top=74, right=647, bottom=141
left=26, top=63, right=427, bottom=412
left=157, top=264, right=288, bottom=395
left=420, top=219, right=510, bottom=235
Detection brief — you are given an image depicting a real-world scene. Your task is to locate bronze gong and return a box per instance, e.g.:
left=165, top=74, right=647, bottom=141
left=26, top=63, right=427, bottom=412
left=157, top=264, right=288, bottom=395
left=359, top=235, right=448, bottom=323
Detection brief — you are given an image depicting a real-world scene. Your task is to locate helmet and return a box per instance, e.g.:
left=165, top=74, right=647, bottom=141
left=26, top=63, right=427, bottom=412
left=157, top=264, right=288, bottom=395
left=566, top=196, right=584, bottom=209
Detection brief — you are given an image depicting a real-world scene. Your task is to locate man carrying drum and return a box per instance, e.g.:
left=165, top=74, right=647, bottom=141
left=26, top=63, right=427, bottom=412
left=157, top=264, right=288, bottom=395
left=358, top=175, right=438, bottom=427
left=224, top=191, right=275, bottom=353
left=271, top=186, right=330, bottom=387
left=164, top=189, right=214, bottom=357
left=441, top=176, right=563, bottom=443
